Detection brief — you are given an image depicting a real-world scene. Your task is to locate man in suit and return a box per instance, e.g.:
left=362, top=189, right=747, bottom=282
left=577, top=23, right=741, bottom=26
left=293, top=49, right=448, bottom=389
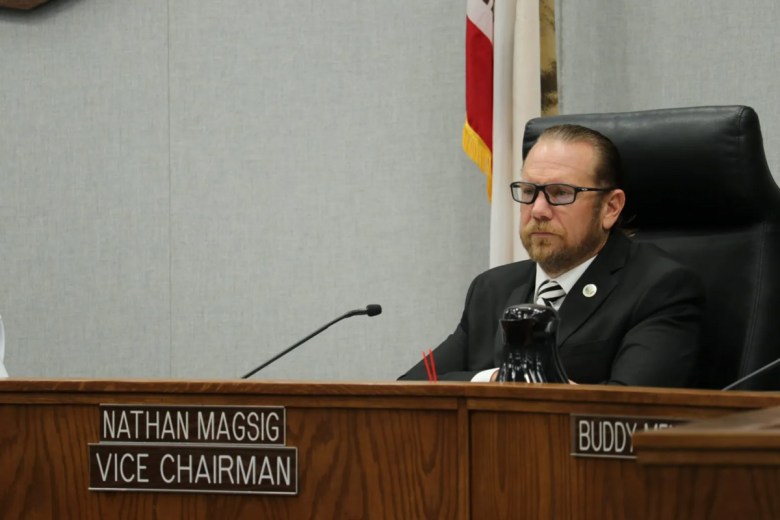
left=400, top=124, right=704, bottom=386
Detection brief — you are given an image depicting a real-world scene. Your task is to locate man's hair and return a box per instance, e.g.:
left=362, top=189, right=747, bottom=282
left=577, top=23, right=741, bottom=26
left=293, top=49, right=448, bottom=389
left=536, top=124, right=624, bottom=189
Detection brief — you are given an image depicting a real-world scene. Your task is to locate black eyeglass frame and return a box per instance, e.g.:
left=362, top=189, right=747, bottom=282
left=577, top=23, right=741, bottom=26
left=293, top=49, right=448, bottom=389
left=510, top=181, right=617, bottom=206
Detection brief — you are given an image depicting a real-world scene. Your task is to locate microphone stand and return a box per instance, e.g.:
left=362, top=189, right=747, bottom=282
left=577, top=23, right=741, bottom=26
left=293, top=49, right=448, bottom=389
left=241, top=309, right=363, bottom=379
left=722, top=357, right=780, bottom=390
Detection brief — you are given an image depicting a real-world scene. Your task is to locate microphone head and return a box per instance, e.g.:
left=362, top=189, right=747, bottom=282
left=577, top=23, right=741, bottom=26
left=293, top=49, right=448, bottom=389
left=366, top=304, right=382, bottom=317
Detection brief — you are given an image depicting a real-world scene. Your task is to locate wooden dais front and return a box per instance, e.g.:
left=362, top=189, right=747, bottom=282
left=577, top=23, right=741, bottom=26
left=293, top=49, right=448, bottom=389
left=1, top=380, right=779, bottom=519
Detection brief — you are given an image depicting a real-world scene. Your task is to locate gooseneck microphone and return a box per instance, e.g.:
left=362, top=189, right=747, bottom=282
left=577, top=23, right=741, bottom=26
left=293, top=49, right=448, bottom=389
left=721, top=356, right=780, bottom=390
left=241, top=304, right=382, bottom=379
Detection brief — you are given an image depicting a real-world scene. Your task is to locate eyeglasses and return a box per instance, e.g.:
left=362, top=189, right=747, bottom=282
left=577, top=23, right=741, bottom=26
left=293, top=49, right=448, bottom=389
left=510, top=181, right=616, bottom=206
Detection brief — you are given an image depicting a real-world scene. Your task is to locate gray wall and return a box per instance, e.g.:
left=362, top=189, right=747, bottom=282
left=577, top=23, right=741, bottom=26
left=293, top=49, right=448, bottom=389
left=1, top=0, right=778, bottom=380
left=558, top=0, right=780, bottom=176
left=0, top=0, right=488, bottom=380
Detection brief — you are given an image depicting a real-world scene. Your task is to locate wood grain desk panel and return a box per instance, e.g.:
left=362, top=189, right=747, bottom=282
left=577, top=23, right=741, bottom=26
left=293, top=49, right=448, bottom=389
left=0, top=380, right=463, bottom=520
left=2, top=380, right=780, bottom=519
left=634, top=405, right=780, bottom=520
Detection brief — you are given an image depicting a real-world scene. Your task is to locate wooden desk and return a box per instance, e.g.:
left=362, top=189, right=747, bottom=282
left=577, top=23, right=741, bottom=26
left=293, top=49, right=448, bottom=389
left=0, top=380, right=778, bottom=519
left=634, top=405, right=780, bottom=520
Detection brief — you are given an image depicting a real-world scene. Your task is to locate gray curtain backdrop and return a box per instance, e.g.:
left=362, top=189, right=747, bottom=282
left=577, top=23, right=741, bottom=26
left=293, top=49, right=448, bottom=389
left=0, top=0, right=777, bottom=380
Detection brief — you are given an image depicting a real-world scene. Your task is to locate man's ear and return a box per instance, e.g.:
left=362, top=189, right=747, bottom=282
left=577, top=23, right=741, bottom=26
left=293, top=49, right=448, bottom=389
left=601, top=189, right=625, bottom=230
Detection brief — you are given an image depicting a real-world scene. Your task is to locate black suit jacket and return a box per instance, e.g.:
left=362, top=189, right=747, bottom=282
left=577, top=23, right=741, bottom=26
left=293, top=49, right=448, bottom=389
left=400, top=232, right=705, bottom=387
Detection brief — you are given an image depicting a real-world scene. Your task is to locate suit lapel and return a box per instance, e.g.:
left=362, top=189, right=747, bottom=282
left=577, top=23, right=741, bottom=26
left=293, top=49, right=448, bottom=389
left=506, top=269, right=536, bottom=308
left=556, top=233, right=630, bottom=347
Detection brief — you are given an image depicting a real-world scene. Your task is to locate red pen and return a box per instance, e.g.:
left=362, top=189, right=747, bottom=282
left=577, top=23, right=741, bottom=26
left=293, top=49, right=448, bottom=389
left=422, top=351, right=433, bottom=381
left=421, top=349, right=437, bottom=382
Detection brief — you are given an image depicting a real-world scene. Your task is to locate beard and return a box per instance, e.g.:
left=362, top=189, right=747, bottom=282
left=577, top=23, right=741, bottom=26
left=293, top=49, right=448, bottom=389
left=521, top=212, right=607, bottom=276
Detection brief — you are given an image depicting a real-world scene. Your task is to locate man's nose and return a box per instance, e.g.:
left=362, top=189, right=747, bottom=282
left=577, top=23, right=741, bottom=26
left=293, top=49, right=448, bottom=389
left=530, top=191, right=553, bottom=220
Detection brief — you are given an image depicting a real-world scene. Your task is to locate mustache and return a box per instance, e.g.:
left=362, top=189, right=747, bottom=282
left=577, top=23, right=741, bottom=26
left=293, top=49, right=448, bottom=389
left=524, top=223, right=562, bottom=235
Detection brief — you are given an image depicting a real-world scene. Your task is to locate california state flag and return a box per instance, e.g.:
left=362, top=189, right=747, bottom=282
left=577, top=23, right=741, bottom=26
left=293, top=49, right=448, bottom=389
left=462, top=0, right=494, bottom=194
left=463, top=1, right=543, bottom=267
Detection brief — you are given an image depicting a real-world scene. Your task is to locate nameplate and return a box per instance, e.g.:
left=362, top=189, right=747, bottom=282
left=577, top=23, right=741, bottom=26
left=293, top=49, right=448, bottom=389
left=570, top=414, right=685, bottom=459
left=90, top=404, right=297, bottom=495
left=99, top=404, right=286, bottom=445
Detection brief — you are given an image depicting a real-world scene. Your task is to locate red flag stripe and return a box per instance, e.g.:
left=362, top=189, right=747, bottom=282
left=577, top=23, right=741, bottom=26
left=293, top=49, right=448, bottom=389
left=465, top=17, right=494, bottom=152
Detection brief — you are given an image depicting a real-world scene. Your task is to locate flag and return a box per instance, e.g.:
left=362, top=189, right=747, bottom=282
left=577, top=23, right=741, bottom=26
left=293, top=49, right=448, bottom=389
left=462, top=0, right=494, bottom=198
left=463, top=1, right=557, bottom=267
left=489, top=0, right=541, bottom=267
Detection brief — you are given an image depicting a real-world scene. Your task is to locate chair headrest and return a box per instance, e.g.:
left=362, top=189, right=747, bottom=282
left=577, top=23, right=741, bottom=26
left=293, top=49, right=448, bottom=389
left=522, top=106, right=780, bottom=228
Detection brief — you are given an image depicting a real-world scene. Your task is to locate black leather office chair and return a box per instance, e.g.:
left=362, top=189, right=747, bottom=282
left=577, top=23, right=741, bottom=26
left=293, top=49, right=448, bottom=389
left=522, top=106, right=780, bottom=390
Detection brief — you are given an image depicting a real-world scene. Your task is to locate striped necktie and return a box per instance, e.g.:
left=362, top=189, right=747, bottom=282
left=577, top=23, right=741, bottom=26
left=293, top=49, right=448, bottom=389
left=535, top=279, right=566, bottom=308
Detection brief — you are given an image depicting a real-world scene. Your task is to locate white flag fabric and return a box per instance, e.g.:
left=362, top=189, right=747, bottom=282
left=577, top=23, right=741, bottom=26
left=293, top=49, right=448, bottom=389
left=489, top=0, right=541, bottom=267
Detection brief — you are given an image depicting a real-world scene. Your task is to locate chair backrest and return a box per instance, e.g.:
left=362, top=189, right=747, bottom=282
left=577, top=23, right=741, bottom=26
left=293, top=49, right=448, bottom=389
left=522, top=106, right=780, bottom=390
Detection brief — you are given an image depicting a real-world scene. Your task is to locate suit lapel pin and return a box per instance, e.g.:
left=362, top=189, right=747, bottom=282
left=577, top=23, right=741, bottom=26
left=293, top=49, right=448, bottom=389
left=582, top=284, right=597, bottom=298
